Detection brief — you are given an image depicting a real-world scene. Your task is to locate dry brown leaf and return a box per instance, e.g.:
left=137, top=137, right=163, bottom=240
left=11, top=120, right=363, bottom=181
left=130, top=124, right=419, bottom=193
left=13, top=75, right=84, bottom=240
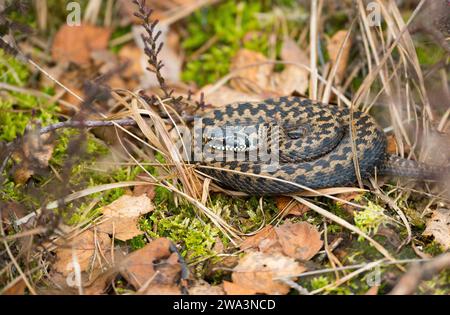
left=198, top=85, right=263, bottom=108
left=12, top=132, right=54, bottom=184
left=1, top=202, right=27, bottom=224
left=189, top=280, right=226, bottom=295
left=423, top=208, right=450, bottom=250
left=280, top=38, right=309, bottom=65
left=223, top=280, right=257, bottom=295
left=335, top=191, right=364, bottom=215
left=133, top=173, right=157, bottom=200
left=240, top=222, right=322, bottom=262
left=365, top=286, right=379, bottom=295
left=274, top=222, right=323, bottom=261
left=230, top=49, right=273, bottom=94
left=271, top=38, right=309, bottom=95
left=90, top=50, right=127, bottom=89
left=376, top=226, right=402, bottom=248
left=2, top=279, right=26, bottom=295
left=239, top=225, right=277, bottom=251
left=82, top=271, right=116, bottom=295
left=96, top=194, right=154, bottom=241
left=52, top=24, right=111, bottom=65
left=230, top=251, right=306, bottom=295
left=120, top=238, right=182, bottom=293
left=271, top=66, right=309, bottom=96
left=386, top=135, right=398, bottom=155
left=118, top=44, right=144, bottom=79
left=275, top=196, right=309, bottom=216
left=143, top=284, right=182, bottom=295
left=53, top=230, right=112, bottom=276
left=327, top=30, right=352, bottom=83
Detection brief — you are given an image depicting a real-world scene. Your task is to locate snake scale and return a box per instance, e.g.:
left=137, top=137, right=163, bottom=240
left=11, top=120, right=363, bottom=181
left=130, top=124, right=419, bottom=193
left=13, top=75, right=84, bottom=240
left=195, top=96, right=446, bottom=195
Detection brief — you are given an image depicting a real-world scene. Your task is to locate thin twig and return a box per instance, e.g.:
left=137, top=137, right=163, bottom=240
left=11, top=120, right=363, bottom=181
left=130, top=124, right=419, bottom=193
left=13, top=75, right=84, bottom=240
left=389, top=253, right=450, bottom=295
left=39, top=118, right=137, bottom=134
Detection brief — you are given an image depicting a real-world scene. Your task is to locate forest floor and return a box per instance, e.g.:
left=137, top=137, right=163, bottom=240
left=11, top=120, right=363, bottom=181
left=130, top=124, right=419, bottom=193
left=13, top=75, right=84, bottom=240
left=0, top=0, right=449, bottom=295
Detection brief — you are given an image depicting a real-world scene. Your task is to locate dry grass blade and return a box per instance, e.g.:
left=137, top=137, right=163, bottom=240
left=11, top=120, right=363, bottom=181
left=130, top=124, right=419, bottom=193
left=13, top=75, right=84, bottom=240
left=196, top=165, right=365, bottom=209
left=369, top=178, right=412, bottom=245
left=15, top=181, right=153, bottom=226
left=309, top=0, right=318, bottom=100
left=291, top=196, right=395, bottom=262
left=322, top=20, right=355, bottom=104
left=0, top=211, right=37, bottom=295
left=310, top=259, right=385, bottom=295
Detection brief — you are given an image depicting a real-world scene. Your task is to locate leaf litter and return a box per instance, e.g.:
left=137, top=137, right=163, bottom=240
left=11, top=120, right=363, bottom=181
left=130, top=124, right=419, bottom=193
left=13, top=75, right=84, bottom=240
left=1, top=0, right=449, bottom=296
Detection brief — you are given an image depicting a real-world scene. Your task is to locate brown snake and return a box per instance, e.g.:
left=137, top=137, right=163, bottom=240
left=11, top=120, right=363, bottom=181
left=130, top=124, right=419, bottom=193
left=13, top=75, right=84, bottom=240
left=194, top=96, right=447, bottom=195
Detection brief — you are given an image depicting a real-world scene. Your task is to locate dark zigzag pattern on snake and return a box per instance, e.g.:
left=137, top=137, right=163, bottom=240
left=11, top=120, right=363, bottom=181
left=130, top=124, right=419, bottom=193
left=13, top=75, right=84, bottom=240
left=196, top=96, right=447, bottom=195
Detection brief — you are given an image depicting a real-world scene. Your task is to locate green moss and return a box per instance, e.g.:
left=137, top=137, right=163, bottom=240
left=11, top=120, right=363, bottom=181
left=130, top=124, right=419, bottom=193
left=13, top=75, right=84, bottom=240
left=140, top=207, right=220, bottom=261
left=423, top=241, right=444, bottom=256
left=310, top=275, right=330, bottom=290
left=324, top=11, right=350, bottom=36
left=129, top=235, right=147, bottom=250
left=354, top=201, right=391, bottom=241
left=181, top=1, right=270, bottom=86
left=0, top=50, right=60, bottom=142
left=416, top=41, right=447, bottom=66
left=419, top=269, right=450, bottom=295
left=305, top=273, right=362, bottom=295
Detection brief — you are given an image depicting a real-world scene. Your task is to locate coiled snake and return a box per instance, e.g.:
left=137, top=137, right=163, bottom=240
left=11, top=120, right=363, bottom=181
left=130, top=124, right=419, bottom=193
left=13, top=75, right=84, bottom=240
left=195, top=96, right=446, bottom=195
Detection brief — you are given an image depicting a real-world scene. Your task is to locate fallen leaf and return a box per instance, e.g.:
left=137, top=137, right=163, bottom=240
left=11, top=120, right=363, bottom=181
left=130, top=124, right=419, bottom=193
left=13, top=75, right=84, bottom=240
left=189, top=280, right=226, bottom=295
left=280, top=37, right=309, bottom=65
left=240, top=222, right=322, bottom=262
left=90, top=50, right=127, bottom=89
left=376, top=226, right=402, bottom=248
left=335, top=191, right=364, bottom=215
left=271, top=65, right=309, bottom=96
left=423, top=208, right=450, bottom=250
left=118, top=44, right=144, bottom=79
left=386, top=135, right=398, bottom=155
left=2, top=279, right=26, bottom=295
left=1, top=202, right=27, bottom=224
left=239, top=225, right=277, bottom=251
left=12, top=131, right=54, bottom=184
left=120, top=238, right=183, bottom=294
left=82, top=270, right=116, bottom=295
left=143, top=284, right=182, bottom=295
left=223, top=280, right=257, bottom=295
left=96, top=194, right=154, bottom=241
left=230, top=251, right=306, bottom=295
left=327, top=30, right=352, bottom=83
left=271, top=38, right=309, bottom=95
left=365, top=286, right=379, bottom=295
left=274, top=222, right=323, bottom=261
left=198, top=85, right=263, bottom=108
left=53, top=230, right=112, bottom=276
left=52, top=24, right=111, bottom=65
left=275, top=196, right=309, bottom=216
left=230, top=49, right=273, bottom=94
left=133, top=173, right=157, bottom=200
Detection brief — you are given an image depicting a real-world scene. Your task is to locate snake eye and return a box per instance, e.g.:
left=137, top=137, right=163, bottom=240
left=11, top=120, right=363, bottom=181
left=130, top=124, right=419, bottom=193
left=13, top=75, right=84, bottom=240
left=287, top=127, right=308, bottom=139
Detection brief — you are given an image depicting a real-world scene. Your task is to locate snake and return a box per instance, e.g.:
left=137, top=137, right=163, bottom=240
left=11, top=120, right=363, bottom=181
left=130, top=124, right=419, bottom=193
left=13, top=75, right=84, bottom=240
left=194, top=96, right=447, bottom=195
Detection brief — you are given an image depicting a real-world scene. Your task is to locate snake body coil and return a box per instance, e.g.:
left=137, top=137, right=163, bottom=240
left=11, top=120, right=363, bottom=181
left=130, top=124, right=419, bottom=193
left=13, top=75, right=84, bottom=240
left=196, top=96, right=444, bottom=194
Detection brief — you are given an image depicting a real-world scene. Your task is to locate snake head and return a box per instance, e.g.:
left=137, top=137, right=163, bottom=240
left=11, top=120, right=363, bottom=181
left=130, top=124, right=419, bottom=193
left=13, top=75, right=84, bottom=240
left=203, top=124, right=270, bottom=152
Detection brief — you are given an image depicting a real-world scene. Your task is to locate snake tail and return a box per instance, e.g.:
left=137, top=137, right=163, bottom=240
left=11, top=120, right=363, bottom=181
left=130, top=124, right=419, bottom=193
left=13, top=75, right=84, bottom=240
left=380, top=154, right=449, bottom=181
